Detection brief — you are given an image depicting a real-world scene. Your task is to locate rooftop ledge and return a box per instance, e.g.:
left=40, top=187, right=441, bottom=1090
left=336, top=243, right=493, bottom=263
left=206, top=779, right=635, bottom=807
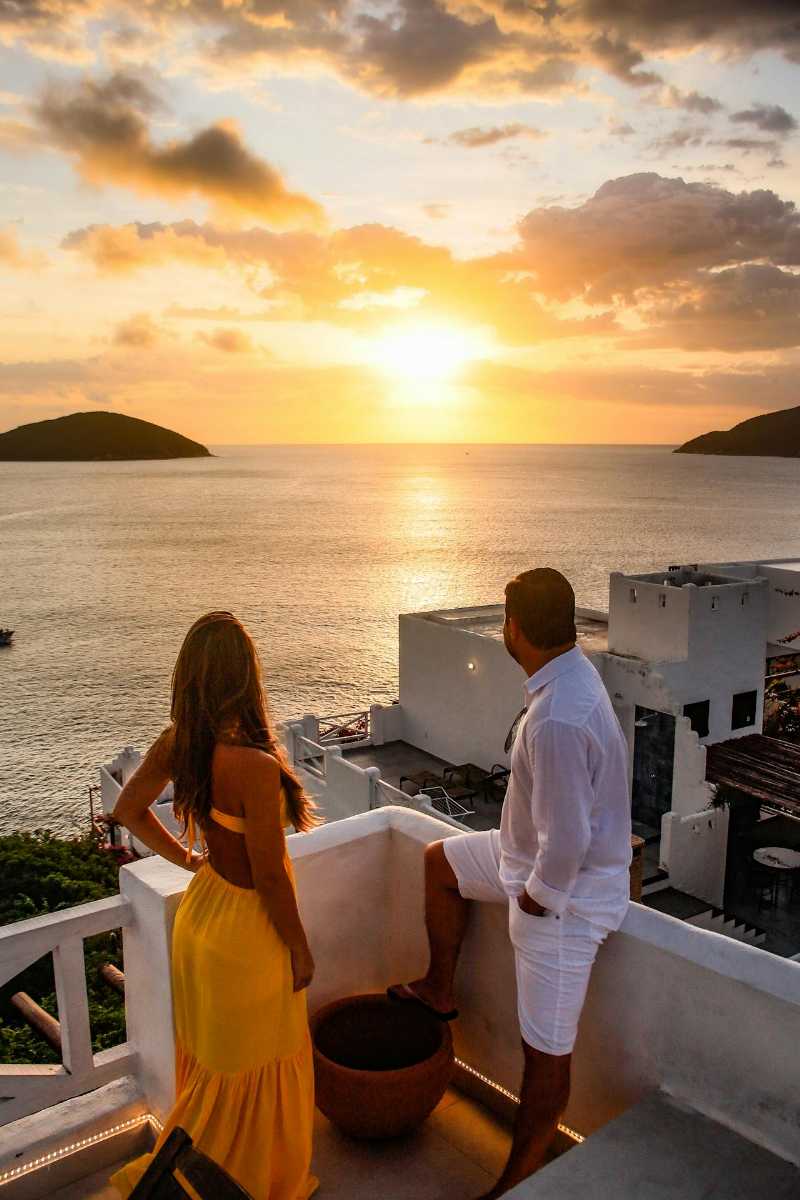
left=1, top=806, right=799, bottom=1198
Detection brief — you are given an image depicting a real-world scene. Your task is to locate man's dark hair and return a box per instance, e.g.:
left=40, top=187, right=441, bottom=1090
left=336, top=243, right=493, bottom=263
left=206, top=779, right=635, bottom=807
left=504, top=568, right=576, bottom=649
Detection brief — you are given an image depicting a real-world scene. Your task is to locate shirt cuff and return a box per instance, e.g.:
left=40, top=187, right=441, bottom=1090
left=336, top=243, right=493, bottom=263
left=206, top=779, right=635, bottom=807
left=525, top=873, right=570, bottom=915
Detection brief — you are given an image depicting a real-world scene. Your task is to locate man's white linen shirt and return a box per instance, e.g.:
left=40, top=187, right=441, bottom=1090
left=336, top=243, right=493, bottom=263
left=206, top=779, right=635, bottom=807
left=499, top=646, right=632, bottom=931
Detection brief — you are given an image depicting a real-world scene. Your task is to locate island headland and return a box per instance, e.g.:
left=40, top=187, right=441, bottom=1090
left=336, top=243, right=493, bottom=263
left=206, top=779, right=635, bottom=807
left=0, top=411, right=212, bottom=461
left=675, top=404, right=800, bottom=458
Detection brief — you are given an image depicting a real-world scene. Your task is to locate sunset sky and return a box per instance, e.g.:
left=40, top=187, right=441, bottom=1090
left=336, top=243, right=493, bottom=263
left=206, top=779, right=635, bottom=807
left=1, top=2, right=799, bottom=444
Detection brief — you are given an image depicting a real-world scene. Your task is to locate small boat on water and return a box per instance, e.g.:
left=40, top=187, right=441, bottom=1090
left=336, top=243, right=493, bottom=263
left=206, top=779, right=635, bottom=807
left=0, top=629, right=14, bottom=646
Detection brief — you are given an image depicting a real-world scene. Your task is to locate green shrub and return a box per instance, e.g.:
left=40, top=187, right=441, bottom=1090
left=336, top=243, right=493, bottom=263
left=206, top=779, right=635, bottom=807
left=0, top=830, right=125, bottom=1065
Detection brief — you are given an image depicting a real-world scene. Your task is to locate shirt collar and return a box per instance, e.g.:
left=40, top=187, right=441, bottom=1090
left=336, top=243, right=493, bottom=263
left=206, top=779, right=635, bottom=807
left=523, top=645, right=583, bottom=703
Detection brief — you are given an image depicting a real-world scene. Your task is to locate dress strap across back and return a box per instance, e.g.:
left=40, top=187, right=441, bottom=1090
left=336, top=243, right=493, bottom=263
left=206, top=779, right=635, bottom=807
left=209, top=806, right=246, bottom=834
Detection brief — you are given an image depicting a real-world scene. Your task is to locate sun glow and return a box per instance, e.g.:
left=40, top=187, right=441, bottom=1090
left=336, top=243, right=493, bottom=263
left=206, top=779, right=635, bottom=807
left=370, top=324, right=478, bottom=381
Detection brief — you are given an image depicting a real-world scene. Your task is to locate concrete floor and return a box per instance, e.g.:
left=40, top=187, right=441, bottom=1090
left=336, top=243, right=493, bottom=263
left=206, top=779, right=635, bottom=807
left=47, top=1089, right=513, bottom=1200
left=522, top=1092, right=799, bottom=1199
left=344, top=741, right=505, bottom=833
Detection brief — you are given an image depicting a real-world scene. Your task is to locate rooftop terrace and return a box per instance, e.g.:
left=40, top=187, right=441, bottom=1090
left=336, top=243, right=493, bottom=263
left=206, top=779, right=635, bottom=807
left=414, top=604, right=610, bottom=656
left=1, top=807, right=798, bottom=1199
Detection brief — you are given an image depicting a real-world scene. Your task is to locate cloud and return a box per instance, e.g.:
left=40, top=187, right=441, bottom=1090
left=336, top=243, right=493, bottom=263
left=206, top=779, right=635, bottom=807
left=350, top=0, right=505, bottom=97
left=509, top=172, right=800, bottom=302
left=661, top=86, right=723, bottom=115
left=445, top=123, right=547, bottom=147
left=569, top=1, right=800, bottom=62
left=0, top=227, right=47, bottom=270
left=62, top=173, right=800, bottom=359
left=0, top=117, right=39, bottom=152
left=63, top=215, right=613, bottom=345
left=197, top=327, right=254, bottom=353
left=422, top=203, right=450, bottom=219
left=590, top=33, right=661, bottom=87
left=112, top=312, right=163, bottom=347
left=730, top=103, right=798, bottom=135
left=649, top=124, right=707, bottom=153
left=633, top=264, right=800, bottom=351
left=719, top=136, right=780, bottom=155
left=2, top=0, right=800, bottom=106
left=608, top=119, right=635, bottom=138
left=33, top=72, right=324, bottom=227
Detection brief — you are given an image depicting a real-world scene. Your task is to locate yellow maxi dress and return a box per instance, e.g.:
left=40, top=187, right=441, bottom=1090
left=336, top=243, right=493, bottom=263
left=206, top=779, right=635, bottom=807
left=111, top=801, right=318, bottom=1200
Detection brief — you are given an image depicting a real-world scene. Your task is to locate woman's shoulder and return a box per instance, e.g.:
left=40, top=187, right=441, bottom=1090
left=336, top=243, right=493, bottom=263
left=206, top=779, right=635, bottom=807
left=216, top=741, right=281, bottom=775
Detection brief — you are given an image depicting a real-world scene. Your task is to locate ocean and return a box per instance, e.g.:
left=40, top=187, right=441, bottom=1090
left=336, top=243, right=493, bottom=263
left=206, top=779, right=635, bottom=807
left=2, top=443, right=800, bottom=835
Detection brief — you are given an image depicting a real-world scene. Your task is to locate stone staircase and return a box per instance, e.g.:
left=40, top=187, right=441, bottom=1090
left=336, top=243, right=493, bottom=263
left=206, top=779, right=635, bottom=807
left=684, top=906, right=767, bottom=947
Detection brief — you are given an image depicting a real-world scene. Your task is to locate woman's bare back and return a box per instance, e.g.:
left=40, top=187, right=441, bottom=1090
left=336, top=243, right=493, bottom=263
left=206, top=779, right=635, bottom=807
left=203, top=742, right=276, bottom=888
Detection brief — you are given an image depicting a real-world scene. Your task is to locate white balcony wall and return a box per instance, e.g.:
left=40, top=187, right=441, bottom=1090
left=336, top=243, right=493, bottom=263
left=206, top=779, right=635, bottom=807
left=121, top=807, right=800, bottom=1167
left=369, top=702, right=406, bottom=745
left=660, top=806, right=729, bottom=907
left=319, top=755, right=379, bottom=822
left=398, top=614, right=522, bottom=770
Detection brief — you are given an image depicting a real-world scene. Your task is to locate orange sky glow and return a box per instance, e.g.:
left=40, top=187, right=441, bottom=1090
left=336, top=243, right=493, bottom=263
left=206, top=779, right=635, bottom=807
left=1, top=3, right=799, bottom=444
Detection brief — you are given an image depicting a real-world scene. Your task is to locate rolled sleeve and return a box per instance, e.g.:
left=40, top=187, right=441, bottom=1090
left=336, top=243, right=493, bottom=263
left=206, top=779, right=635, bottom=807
left=524, top=719, right=594, bottom=914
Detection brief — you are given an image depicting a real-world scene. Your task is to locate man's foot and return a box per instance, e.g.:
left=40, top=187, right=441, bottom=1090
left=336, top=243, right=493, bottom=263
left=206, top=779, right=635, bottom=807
left=386, top=978, right=458, bottom=1021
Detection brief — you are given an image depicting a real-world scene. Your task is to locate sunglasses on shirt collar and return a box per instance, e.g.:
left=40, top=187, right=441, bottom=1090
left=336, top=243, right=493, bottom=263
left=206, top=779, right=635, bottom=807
left=504, top=706, right=527, bottom=754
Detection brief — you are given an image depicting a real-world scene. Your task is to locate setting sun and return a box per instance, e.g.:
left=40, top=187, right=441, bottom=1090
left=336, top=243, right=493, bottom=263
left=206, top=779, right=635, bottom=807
left=370, top=325, right=478, bottom=381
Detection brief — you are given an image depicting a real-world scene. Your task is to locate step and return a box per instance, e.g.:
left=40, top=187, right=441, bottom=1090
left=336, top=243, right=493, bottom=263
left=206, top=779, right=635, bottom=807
left=0, top=1077, right=153, bottom=1200
left=684, top=909, right=766, bottom=947
left=513, top=1092, right=799, bottom=1199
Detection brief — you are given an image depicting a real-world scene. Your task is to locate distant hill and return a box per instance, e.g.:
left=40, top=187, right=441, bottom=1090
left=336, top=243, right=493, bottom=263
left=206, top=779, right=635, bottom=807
left=0, top=411, right=212, bottom=461
left=675, top=405, right=800, bottom=458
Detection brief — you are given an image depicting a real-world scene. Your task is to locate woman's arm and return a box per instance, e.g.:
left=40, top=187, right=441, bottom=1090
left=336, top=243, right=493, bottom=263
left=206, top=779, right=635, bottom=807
left=112, top=729, right=202, bottom=872
left=243, top=752, right=314, bottom=991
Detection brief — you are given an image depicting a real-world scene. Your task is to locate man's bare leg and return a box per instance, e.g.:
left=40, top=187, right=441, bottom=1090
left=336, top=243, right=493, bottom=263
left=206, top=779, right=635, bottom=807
left=476, top=1043, right=571, bottom=1200
left=398, top=840, right=470, bottom=1014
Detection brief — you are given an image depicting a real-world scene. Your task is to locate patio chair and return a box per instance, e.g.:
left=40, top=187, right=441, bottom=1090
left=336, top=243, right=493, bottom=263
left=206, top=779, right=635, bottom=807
left=129, top=1128, right=254, bottom=1200
left=484, top=764, right=511, bottom=803
left=398, top=769, right=444, bottom=793
left=442, top=763, right=490, bottom=790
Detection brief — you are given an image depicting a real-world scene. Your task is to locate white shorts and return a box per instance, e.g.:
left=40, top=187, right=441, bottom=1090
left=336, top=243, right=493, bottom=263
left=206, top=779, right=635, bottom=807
left=443, top=829, right=607, bottom=1056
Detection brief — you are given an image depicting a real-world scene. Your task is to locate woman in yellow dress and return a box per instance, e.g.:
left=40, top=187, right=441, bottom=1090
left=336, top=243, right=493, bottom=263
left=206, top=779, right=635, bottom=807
left=110, top=611, right=319, bottom=1200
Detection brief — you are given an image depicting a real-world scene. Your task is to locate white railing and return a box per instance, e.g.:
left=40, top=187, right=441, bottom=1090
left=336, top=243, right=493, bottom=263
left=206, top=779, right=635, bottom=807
left=318, top=710, right=371, bottom=746
left=372, top=778, right=418, bottom=809
left=294, top=735, right=328, bottom=779
left=0, top=896, right=135, bottom=1125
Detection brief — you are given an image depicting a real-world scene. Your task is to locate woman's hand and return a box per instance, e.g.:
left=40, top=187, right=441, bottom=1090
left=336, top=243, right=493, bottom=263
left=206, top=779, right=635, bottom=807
left=290, top=943, right=315, bottom=992
left=187, top=850, right=207, bottom=873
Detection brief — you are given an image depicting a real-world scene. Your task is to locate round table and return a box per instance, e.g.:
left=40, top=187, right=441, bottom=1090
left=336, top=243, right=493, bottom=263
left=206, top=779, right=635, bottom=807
left=753, top=847, right=800, bottom=870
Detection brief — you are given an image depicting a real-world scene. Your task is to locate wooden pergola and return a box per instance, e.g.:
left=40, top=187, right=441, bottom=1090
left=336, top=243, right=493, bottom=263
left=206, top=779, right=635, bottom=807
left=705, top=734, right=800, bottom=819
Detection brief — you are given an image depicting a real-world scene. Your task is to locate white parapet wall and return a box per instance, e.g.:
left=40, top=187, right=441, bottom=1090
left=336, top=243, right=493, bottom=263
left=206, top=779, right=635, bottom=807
left=121, top=806, right=800, bottom=1166
left=398, top=613, right=522, bottom=770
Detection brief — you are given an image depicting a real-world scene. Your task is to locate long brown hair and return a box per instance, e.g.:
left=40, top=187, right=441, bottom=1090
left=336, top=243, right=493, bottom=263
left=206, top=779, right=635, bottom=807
left=170, top=611, right=317, bottom=833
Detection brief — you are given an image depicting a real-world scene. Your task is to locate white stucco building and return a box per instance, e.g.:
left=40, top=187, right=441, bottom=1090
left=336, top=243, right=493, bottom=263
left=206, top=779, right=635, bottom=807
left=282, top=559, right=800, bottom=933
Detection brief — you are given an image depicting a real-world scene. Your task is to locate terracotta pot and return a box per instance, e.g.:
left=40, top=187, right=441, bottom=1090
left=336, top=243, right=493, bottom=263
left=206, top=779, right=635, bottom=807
left=311, top=993, right=455, bottom=1138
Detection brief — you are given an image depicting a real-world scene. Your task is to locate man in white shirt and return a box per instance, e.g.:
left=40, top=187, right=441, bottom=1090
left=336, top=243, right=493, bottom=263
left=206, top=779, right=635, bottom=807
left=388, top=568, right=631, bottom=1199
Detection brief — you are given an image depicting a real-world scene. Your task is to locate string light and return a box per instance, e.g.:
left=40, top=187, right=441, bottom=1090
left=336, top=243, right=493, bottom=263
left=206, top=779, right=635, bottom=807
left=0, top=1067, right=583, bottom=1190
left=455, top=1058, right=585, bottom=1144
left=0, top=1112, right=163, bottom=1187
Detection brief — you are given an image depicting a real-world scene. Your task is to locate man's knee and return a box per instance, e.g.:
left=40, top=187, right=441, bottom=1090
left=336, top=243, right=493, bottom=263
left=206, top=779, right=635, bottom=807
left=425, top=840, right=459, bottom=890
left=520, top=1042, right=572, bottom=1113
